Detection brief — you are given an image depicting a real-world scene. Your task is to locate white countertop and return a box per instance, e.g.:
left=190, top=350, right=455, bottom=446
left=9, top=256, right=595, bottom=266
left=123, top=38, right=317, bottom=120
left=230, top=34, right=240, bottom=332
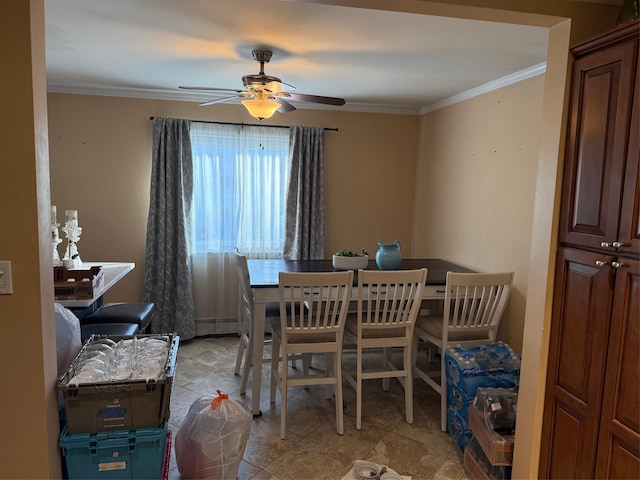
left=55, top=261, right=135, bottom=308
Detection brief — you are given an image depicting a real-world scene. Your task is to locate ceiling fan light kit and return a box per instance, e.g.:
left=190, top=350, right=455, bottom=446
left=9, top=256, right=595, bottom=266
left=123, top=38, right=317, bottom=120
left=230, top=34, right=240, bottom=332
left=179, top=49, right=346, bottom=119
left=241, top=98, right=281, bottom=120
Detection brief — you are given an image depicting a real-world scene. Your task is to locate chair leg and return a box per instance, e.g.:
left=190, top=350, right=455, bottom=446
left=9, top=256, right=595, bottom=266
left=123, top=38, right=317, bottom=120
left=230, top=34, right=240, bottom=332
left=280, top=349, right=288, bottom=440
left=270, top=334, right=280, bottom=404
left=440, top=354, right=447, bottom=432
left=303, top=353, right=311, bottom=375
left=411, top=334, right=419, bottom=379
left=325, top=352, right=334, bottom=399
left=356, top=345, right=363, bottom=430
left=234, top=332, right=245, bottom=375
left=382, top=347, right=390, bottom=391
left=404, top=345, right=413, bottom=425
left=240, top=334, right=253, bottom=395
left=335, top=351, right=344, bottom=435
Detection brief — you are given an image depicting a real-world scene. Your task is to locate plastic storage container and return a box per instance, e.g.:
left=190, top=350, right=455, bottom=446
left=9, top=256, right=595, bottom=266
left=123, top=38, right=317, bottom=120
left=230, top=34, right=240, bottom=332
left=59, top=423, right=168, bottom=480
left=58, top=334, right=179, bottom=435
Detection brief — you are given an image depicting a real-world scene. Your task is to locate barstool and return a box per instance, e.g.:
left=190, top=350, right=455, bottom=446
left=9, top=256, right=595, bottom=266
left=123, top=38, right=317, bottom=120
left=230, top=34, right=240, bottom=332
left=81, top=302, right=156, bottom=334
left=80, top=323, right=139, bottom=342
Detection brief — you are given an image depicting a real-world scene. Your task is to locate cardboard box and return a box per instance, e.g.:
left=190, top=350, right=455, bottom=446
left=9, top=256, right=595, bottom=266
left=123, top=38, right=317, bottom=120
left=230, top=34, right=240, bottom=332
left=469, top=406, right=515, bottom=465
left=54, top=266, right=104, bottom=300
left=463, top=438, right=512, bottom=480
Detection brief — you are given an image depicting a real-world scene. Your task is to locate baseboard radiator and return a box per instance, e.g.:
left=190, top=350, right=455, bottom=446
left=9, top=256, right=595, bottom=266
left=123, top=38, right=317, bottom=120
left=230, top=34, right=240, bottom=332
left=195, top=317, right=240, bottom=336
left=195, top=317, right=274, bottom=337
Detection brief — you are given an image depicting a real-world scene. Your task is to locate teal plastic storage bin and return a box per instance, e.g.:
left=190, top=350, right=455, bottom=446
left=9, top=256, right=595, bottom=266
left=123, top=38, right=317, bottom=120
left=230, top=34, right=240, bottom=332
left=60, top=423, right=167, bottom=479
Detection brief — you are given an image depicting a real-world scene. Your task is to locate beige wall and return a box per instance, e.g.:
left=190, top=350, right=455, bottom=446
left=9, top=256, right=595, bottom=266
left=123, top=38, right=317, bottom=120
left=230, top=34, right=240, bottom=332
left=47, top=95, right=420, bottom=306
left=413, top=75, right=545, bottom=353
left=0, top=1, right=61, bottom=478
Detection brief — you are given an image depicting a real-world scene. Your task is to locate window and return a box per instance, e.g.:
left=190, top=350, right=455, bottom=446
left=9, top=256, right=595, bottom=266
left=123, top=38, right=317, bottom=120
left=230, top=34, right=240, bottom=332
left=191, top=122, right=290, bottom=257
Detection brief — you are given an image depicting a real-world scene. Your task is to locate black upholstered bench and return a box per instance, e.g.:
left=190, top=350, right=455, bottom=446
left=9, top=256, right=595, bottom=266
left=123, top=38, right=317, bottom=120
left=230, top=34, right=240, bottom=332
left=80, top=322, right=139, bottom=342
left=81, top=302, right=156, bottom=333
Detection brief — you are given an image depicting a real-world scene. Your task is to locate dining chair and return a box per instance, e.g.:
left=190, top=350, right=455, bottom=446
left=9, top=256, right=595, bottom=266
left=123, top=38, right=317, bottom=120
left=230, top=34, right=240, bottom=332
left=233, top=249, right=306, bottom=395
left=270, top=270, right=353, bottom=439
left=343, top=268, right=427, bottom=430
left=412, top=271, right=514, bottom=431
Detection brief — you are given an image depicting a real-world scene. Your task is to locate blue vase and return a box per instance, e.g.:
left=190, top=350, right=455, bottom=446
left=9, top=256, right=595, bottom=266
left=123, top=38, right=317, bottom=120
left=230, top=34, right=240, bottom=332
left=375, top=240, right=402, bottom=270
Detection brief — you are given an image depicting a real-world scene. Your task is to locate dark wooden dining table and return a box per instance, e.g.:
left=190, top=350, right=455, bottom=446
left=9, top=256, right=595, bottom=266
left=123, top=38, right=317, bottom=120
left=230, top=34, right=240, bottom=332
left=246, top=258, right=474, bottom=416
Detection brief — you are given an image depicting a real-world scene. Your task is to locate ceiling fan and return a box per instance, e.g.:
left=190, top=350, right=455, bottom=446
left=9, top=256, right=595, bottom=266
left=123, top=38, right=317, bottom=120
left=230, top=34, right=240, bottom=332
left=179, top=49, right=346, bottom=120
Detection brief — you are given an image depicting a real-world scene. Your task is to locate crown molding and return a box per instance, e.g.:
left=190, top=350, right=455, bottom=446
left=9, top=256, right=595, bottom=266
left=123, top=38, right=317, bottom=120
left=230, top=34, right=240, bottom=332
left=419, top=62, right=547, bottom=115
left=47, top=62, right=547, bottom=117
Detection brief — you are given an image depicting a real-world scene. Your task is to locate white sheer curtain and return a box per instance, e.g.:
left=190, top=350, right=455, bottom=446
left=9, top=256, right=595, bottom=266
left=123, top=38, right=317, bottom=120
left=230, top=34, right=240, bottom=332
left=190, top=122, right=290, bottom=328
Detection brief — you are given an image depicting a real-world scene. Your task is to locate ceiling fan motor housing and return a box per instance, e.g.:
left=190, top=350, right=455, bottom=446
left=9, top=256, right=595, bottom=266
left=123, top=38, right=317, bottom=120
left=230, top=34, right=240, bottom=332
left=242, top=74, right=282, bottom=89
left=243, top=49, right=282, bottom=89
left=252, top=49, right=272, bottom=63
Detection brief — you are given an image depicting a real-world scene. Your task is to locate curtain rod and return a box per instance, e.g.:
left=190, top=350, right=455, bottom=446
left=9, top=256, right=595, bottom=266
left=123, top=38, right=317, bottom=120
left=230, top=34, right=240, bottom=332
left=149, top=117, right=338, bottom=132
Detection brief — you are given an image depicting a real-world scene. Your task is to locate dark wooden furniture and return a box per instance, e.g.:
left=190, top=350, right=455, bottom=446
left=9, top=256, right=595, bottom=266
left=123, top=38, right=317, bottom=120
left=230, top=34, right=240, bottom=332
left=540, top=19, right=639, bottom=479
left=248, top=258, right=474, bottom=288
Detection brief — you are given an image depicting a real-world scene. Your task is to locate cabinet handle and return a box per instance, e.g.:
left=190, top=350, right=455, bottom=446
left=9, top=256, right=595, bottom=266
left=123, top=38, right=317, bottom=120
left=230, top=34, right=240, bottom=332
left=595, top=260, right=608, bottom=267
left=600, top=242, right=613, bottom=248
left=612, top=241, right=626, bottom=248
left=612, top=261, right=624, bottom=268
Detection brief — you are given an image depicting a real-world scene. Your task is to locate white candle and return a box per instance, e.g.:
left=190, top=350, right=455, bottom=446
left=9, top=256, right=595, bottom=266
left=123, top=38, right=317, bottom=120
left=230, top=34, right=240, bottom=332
left=65, top=210, right=78, bottom=224
left=51, top=205, right=57, bottom=225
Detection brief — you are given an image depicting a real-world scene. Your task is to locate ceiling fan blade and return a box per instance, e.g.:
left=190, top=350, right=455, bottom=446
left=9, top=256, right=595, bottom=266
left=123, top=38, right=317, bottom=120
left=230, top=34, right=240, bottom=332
left=284, top=92, right=345, bottom=106
left=275, top=97, right=296, bottom=113
left=264, top=80, right=295, bottom=93
left=198, top=95, right=246, bottom=107
left=180, top=86, right=245, bottom=93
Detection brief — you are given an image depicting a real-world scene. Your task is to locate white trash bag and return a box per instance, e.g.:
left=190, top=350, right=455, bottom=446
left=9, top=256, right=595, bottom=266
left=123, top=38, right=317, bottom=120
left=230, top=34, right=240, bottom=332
left=54, top=303, right=82, bottom=377
left=175, top=390, right=252, bottom=479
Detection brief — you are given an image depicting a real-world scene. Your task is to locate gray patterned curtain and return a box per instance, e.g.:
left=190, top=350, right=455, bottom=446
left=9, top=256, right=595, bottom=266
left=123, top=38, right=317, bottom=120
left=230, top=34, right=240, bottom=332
left=143, top=117, right=195, bottom=339
left=283, top=126, right=325, bottom=260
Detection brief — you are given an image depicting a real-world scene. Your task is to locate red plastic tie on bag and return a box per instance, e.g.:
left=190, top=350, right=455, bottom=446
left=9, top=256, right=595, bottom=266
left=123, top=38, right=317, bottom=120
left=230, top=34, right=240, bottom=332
left=210, top=389, right=229, bottom=410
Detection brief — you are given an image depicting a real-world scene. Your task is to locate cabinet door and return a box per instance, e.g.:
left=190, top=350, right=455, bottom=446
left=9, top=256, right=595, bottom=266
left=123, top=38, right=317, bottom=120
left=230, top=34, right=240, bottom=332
left=595, top=257, right=640, bottom=479
left=540, top=247, right=615, bottom=479
left=618, top=69, right=639, bottom=256
left=559, top=39, right=637, bottom=251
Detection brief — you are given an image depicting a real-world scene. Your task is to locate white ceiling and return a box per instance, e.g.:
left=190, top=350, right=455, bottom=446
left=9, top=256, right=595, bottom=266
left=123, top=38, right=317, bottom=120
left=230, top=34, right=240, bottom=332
left=44, top=0, right=592, bottom=114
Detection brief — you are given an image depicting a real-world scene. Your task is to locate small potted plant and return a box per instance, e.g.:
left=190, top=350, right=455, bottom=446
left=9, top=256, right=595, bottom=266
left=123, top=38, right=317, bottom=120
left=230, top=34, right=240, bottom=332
left=332, top=248, right=369, bottom=270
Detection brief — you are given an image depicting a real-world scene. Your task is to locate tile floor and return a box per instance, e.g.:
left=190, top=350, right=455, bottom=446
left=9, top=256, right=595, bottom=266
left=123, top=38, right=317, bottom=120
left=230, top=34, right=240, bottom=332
left=167, top=335, right=470, bottom=480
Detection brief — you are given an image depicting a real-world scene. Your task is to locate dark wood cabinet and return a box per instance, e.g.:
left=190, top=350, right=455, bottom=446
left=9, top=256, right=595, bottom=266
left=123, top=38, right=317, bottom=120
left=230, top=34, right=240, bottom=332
left=595, top=257, right=640, bottom=479
left=541, top=247, right=616, bottom=478
left=558, top=21, right=639, bottom=257
left=618, top=60, right=640, bottom=257
left=541, top=19, right=640, bottom=479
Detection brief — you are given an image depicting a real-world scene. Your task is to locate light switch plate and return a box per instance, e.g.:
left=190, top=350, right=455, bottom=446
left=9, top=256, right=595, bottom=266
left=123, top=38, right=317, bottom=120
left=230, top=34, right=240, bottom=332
left=0, top=261, right=13, bottom=294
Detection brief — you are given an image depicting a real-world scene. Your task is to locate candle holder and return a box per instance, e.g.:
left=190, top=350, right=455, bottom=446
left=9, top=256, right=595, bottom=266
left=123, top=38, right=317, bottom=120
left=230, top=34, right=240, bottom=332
left=62, top=220, right=83, bottom=268
left=51, top=223, right=63, bottom=267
